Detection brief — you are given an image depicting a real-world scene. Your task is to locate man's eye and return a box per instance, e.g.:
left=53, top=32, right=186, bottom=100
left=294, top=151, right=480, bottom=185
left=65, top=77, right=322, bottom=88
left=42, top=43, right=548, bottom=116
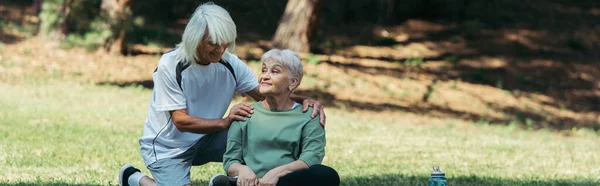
left=261, top=68, right=267, bottom=72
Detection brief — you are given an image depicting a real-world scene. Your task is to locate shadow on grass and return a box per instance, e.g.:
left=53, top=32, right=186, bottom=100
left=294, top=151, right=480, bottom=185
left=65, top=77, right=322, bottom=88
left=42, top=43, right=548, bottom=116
left=1, top=175, right=596, bottom=186
left=0, top=183, right=104, bottom=186
left=340, top=174, right=598, bottom=186
left=293, top=88, right=600, bottom=131
left=98, top=80, right=155, bottom=89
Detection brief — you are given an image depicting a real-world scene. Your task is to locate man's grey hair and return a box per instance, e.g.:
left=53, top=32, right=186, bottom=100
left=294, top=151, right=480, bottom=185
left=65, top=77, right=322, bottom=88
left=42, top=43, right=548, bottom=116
left=261, top=49, right=304, bottom=90
left=175, top=2, right=236, bottom=64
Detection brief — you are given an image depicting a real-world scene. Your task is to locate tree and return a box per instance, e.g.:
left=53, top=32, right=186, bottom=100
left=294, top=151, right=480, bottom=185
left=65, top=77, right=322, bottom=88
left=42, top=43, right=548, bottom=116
left=39, top=0, right=73, bottom=40
left=272, top=0, right=323, bottom=53
left=32, top=0, right=43, bottom=15
left=101, top=0, right=132, bottom=54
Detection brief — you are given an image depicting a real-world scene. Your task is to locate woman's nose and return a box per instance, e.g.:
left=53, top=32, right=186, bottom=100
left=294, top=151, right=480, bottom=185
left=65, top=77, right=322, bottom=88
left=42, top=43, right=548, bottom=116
left=260, top=72, right=270, bottom=79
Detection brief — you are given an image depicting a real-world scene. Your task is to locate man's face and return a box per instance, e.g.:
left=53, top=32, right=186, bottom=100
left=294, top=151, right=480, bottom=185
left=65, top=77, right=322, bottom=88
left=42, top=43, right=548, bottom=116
left=196, top=34, right=231, bottom=64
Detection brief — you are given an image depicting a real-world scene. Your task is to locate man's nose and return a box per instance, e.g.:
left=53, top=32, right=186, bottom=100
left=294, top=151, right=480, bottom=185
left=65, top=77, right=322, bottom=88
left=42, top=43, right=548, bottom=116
left=217, top=45, right=226, bottom=53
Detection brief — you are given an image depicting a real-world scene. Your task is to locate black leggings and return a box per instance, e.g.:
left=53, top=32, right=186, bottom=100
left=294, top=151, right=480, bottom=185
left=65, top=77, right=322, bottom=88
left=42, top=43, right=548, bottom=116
left=276, top=164, right=340, bottom=186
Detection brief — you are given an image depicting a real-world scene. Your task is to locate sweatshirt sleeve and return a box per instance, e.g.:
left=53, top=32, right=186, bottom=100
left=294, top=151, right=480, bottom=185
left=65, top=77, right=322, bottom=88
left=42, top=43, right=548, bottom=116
left=298, top=115, right=326, bottom=166
left=223, top=121, right=245, bottom=172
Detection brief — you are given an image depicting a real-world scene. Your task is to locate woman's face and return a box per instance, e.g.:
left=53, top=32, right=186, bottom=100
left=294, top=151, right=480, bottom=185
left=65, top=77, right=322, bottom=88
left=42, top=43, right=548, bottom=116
left=259, top=59, right=296, bottom=96
left=196, top=34, right=230, bottom=64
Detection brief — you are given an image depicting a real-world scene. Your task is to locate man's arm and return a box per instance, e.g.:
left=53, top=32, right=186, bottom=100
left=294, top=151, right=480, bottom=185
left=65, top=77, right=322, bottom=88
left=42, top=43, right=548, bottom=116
left=170, top=103, right=253, bottom=133
left=246, top=87, right=327, bottom=126
left=246, top=86, right=322, bottom=104
left=170, top=109, right=230, bottom=133
left=289, top=94, right=309, bottom=105
left=246, top=86, right=265, bottom=101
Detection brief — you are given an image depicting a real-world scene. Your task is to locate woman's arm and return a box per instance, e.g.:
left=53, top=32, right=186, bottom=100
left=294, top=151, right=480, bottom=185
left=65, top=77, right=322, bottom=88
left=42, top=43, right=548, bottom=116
left=229, top=162, right=258, bottom=186
left=262, top=160, right=309, bottom=178
left=297, top=116, right=326, bottom=166
left=258, top=160, right=307, bottom=186
left=223, top=121, right=245, bottom=174
left=276, top=160, right=309, bottom=173
left=227, top=162, right=255, bottom=177
left=224, top=121, right=259, bottom=185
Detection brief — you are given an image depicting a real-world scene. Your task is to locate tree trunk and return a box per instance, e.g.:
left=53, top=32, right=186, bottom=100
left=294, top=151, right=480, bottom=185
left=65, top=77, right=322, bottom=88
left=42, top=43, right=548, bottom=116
left=272, top=0, right=322, bottom=53
left=32, top=0, right=43, bottom=15
left=39, top=0, right=72, bottom=39
left=59, top=0, right=71, bottom=36
left=101, top=0, right=132, bottom=55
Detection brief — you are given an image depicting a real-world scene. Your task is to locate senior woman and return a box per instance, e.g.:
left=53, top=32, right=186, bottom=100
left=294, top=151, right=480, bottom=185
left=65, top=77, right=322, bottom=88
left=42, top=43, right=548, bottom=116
left=209, top=49, right=340, bottom=186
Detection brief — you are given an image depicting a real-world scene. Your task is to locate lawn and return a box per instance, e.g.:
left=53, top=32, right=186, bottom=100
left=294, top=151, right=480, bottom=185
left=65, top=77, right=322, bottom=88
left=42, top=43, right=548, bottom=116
left=0, top=78, right=599, bottom=186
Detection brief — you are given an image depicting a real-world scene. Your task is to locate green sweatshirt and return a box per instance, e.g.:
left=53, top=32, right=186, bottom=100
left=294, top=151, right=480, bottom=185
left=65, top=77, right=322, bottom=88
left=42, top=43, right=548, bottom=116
left=223, top=102, right=326, bottom=178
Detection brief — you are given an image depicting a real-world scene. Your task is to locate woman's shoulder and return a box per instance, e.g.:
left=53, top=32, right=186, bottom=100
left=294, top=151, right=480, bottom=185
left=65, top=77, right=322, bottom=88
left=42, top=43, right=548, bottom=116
left=291, top=106, right=319, bottom=125
left=231, top=118, right=249, bottom=129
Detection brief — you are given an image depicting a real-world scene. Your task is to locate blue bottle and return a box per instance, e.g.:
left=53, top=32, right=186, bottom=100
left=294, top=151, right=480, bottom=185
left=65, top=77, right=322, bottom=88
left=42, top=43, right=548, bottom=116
left=428, top=166, right=447, bottom=186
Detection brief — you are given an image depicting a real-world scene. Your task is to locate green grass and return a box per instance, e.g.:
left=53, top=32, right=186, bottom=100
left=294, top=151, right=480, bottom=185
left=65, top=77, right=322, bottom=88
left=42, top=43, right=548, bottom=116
left=0, top=79, right=599, bottom=185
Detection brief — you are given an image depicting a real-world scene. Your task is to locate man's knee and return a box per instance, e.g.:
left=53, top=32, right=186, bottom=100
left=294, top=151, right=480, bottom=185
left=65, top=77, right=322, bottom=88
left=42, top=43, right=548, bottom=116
left=191, top=130, right=228, bottom=165
left=139, top=176, right=157, bottom=186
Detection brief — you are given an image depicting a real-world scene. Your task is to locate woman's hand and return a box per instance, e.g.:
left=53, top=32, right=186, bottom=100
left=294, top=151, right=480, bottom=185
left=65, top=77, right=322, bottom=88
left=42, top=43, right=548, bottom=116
left=301, top=99, right=326, bottom=126
left=238, top=166, right=258, bottom=186
left=258, top=167, right=291, bottom=186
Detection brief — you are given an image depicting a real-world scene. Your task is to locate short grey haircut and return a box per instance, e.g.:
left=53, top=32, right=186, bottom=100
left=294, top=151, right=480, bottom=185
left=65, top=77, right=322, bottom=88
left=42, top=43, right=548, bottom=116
left=175, top=2, right=237, bottom=64
left=261, top=49, right=304, bottom=90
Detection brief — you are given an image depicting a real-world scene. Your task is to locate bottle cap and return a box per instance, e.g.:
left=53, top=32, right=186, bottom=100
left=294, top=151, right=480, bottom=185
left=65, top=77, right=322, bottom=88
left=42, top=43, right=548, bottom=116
left=431, top=166, right=445, bottom=177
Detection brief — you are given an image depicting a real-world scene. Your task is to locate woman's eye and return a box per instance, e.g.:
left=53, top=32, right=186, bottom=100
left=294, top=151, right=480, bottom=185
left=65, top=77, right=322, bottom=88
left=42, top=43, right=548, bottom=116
left=261, top=68, right=267, bottom=72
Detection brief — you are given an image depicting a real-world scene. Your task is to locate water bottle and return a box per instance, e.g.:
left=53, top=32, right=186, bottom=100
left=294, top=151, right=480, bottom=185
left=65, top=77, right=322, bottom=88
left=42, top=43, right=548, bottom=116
left=428, top=166, right=447, bottom=186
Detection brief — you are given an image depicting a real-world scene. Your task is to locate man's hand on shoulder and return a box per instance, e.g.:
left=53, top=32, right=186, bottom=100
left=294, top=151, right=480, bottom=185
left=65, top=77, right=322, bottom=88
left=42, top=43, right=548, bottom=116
left=224, top=102, right=254, bottom=128
left=301, top=99, right=326, bottom=127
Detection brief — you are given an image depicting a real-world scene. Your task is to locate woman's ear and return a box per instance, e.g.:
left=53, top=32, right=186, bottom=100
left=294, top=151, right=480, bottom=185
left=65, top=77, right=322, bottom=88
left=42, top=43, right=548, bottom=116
left=288, top=77, right=300, bottom=91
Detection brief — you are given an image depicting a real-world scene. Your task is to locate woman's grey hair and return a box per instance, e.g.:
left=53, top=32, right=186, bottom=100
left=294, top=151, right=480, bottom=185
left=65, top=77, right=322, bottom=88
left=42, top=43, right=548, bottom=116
left=175, top=2, right=237, bottom=64
left=261, top=49, right=304, bottom=90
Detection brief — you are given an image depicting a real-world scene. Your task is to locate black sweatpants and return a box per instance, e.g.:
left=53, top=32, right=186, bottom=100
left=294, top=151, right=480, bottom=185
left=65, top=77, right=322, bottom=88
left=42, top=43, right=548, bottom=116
left=276, top=164, right=340, bottom=186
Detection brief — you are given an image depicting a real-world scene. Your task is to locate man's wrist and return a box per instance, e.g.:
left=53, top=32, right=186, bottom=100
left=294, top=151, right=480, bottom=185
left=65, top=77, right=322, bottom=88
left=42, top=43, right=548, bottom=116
left=220, top=118, right=232, bottom=129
